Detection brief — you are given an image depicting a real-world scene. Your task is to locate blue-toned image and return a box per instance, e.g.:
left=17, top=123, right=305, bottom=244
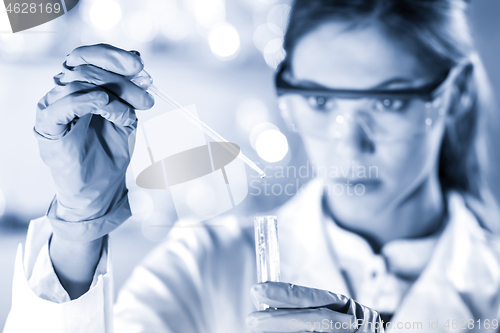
left=1, top=0, right=500, bottom=332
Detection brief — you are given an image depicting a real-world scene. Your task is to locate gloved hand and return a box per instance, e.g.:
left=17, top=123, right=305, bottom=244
left=35, top=43, right=154, bottom=242
left=247, top=282, right=384, bottom=332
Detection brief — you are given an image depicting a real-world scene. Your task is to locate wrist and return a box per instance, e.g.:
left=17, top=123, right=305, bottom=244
left=54, top=184, right=129, bottom=222
left=46, top=189, right=132, bottom=243
left=49, top=233, right=104, bottom=299
left=50, top=233, right=103, bottom=257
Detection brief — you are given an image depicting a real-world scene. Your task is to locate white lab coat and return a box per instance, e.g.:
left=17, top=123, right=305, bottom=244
left=4, top=179, right=500, bottom=332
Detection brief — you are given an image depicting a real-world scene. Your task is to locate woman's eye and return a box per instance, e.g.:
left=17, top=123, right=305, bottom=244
left=374, top=98, right=409, bottom=112
left=306, top=96, right=335, bottom=111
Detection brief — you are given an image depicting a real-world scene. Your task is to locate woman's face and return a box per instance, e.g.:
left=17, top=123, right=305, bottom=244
left=287, top=22, right=449, bottom=221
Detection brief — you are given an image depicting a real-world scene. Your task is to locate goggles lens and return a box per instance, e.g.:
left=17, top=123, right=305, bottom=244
left=275, top=63, right=455, bottom=141
left=282, top=94, right=445, bottom=141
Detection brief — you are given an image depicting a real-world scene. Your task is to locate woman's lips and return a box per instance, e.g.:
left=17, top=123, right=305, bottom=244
left=333, top=178, right=382, bottom=191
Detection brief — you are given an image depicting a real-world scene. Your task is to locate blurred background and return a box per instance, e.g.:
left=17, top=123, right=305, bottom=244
left=0, top=0, right=499, bottom=327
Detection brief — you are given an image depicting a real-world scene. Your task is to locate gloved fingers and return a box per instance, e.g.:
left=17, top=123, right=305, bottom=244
left=246, top=307, right=355, bottom=333
left=251, top=282, right=351, bottom=309
left=37, top=82, right=137, bottom=136
left=35, top=90, right=109, bottom=137
left=99, top=95, right=138, bottom=129
left=38, top=81, right=96, bottom=110
left=63, top=91, right=137, bottom=130
left=65, top=43, right=144, bottom=77
left=59, top=64, right=154, bottom=110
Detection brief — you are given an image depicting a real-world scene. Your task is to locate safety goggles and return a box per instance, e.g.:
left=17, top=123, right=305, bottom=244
left=274, top=61, right=461, bottom=142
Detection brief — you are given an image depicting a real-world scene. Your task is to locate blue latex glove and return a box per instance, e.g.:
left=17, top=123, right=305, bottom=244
left=35, top=44, right=154, bottom=242
left=247, top=282, right=384, bottom=332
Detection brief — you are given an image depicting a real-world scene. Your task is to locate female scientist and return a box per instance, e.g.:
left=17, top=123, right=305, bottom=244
left=5, top=0, right=500, bottom=332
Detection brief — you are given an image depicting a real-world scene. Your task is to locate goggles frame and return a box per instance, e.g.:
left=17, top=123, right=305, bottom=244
left=274, top=62, right=453, bottom=102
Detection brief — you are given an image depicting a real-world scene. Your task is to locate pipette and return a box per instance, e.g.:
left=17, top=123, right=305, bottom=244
left=131, top=70, right=266, bottom=178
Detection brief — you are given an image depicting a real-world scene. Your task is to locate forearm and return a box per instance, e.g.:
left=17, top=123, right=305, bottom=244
left=49, top=233, right=104, bottom=299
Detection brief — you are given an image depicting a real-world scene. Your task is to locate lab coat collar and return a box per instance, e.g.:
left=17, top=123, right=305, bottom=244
left=277, top=178, right=500, bottom=332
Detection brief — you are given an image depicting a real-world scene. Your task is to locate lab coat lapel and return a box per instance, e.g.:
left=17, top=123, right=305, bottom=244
left=389, top=193, right=500, bottom=332
left=278, top=179, right=350, bottom=296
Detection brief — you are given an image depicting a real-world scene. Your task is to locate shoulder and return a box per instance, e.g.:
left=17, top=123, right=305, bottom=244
left=448, top=190, right=500, bottom=256
left=460, top=188, right=500, bottom=235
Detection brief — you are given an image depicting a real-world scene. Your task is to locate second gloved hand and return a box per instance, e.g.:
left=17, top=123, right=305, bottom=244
left=247, top=282, right=385, bottom=332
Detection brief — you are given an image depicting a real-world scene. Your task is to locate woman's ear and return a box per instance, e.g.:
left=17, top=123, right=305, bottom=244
left=449, top=62, right=475, bottom=117
left=278, top=96, right=298, bottom=133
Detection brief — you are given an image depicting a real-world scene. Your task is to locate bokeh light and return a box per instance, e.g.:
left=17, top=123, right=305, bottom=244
left=147, top=0, right=178, bottom=22
left=236, top=98, right=269, bottom=132
left=249, top=122, right=279, bottom=149
left=208, top=23, right=240, bottom=58
left=255, top=129, right=289, bottom=162
left=191, top=0, right=226, bottom=29
left=263, top=38, right=285, bottom=69
left=89, top=0, right=122, bottom=30
left=253, top=23, right=282, bottom=52
left=128, top=11, right=159, bottom=43
left=161, top=12, right=193, bottom=41
left=267, top=4, right=291, bottom=34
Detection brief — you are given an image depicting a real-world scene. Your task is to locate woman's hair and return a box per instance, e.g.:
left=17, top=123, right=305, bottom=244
left=282, top=0, right=499, bottom=229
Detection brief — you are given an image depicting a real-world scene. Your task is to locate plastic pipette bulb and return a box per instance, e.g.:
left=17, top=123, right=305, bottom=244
left=131, top=70, right=266, bottom=178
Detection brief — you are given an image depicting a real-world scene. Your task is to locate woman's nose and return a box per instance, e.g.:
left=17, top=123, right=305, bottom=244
left=332, top=100, right=375, bottom=157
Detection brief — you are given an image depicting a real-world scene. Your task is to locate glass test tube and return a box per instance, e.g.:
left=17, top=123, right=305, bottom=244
left=254, top=215, right=281, bottom=310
